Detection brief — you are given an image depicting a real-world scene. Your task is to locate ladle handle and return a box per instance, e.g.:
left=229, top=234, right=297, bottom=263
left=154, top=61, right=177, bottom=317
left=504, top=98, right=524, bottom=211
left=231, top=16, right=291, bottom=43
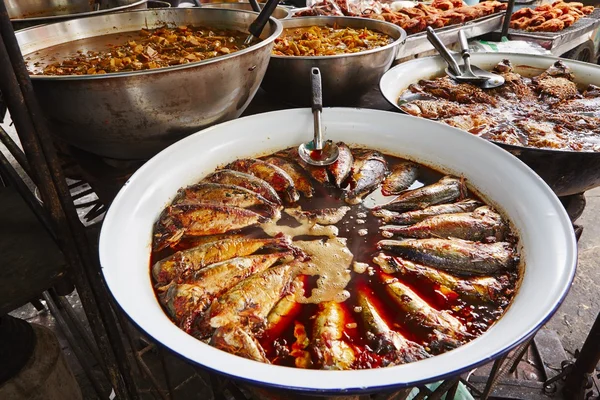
left=501, top=0, right=515, bottom=39
left=426, top=26, right=461, bottom=76
left=248, top=0, right=261, bottom=12
left=311, top=67, right=323, bottom=150
left=458, top=30, right=474, bottom=74
left=458, top=30, right=469, bottom=56
left=248, top=0, right=279, bottom=39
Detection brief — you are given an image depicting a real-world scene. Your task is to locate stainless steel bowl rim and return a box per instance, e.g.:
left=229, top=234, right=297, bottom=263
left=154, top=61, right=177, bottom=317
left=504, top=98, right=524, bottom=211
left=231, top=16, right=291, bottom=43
left=10, top=0, right=149, bottom=23
left=26, top=8, right=283, bottom=81
left=272, top=16, right=406, bottom=60
left=379, top=51, right=600, bottom=155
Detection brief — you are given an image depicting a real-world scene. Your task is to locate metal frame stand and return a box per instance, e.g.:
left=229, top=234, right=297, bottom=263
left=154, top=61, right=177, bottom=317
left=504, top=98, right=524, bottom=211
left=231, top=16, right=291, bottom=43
left=562, top=312, right=600, bottom=399
left=42, top=291, right=112, bottom=397
left=465, top=325, right=600, bottom=400
left=0, top=4, right=140, bottom=399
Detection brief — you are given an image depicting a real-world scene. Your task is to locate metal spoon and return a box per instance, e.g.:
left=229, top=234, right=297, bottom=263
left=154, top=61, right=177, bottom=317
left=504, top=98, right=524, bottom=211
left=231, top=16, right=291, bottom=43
left=457, top=30, right=504, bottom=89
left=298, top=68, right=339, bottom=166
left=397, top=90, right=437, bottom=109
left=426, top=27, right=462, bottom=78
left=426, top=27, right=503, bottom=88
left=244, top=0, right=279, bottom=45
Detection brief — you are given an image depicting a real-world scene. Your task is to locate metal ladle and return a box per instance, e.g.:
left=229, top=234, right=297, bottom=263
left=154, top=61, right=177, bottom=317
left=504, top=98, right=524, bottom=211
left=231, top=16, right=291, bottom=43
left=426, top=27, right=504, bottom=89
left=298, top=68, right=339, bottom=166
left=456, top=30, right=504, bottom=89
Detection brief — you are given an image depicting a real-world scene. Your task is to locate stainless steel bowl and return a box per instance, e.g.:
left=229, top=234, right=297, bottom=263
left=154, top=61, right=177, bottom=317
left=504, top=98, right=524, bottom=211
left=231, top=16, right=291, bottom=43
left=8, top=0, right=149, bottom=31
left=201, top=3, right=291, bottom=19
left=260, top=16, right=406, bottom=106
left=16, top=8, right=282, bottom=160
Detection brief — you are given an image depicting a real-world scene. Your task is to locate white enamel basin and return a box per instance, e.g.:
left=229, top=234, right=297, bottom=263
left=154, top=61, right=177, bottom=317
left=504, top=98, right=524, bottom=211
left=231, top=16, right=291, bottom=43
left=99, top=108, right=576, bottom=394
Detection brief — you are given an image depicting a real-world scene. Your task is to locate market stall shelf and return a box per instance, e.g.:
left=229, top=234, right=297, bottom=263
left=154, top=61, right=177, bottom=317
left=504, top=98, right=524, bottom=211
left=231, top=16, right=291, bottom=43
left=506, top=8, right=600, bottom=55
left=291, top=0, right=507, bottom=59
left=397, top=12, right=505, bottom=58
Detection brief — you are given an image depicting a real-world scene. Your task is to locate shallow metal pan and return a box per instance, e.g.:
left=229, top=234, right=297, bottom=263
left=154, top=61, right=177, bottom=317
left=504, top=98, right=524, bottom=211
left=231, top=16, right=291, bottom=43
left=380, top=52, right=600, bottom=196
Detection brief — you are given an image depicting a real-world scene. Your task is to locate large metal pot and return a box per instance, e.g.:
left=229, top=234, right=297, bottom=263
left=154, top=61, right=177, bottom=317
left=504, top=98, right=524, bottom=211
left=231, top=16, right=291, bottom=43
left=15, top=8, right=282, bottom=160
left=379, top=52, right=600, bottom=196
left=99, top=108, right=576, bottom=394
left=201, top=3, right=291, bottom=19
left=7, top=0, right=149, bottom=30
left=261, top=16, right=406, bottom=106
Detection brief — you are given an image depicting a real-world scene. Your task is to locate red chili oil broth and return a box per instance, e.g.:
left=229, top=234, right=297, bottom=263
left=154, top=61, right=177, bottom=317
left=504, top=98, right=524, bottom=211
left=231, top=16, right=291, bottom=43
left=150, top=152, right=519, bottom=369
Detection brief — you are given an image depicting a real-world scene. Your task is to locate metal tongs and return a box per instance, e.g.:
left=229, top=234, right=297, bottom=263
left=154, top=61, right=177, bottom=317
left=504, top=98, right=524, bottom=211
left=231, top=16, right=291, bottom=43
left=298, top=68, right=339, bottom=166
left=244, top=0, right=280, bottom=45
left=426, top=27, right=504, bottom=89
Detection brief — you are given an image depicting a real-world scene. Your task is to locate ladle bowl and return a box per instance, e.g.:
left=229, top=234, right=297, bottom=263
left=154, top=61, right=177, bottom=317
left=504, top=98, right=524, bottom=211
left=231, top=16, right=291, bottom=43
left=298, top=67, right=340, bottom=166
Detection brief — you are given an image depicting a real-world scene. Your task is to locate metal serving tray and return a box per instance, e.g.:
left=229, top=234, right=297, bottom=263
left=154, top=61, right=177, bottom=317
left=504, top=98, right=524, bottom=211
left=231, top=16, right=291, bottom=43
left=396, top=12, right=505, bottom=58
left=506, top=8, right=600, bottom=55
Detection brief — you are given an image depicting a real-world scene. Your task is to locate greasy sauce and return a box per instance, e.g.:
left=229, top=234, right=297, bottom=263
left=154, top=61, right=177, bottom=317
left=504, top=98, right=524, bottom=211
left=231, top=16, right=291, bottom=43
left=25, top=31, right=144, bottom=75
left=26, top=25, right=250, bottom=76
left=150, top=153, right=519, bottom=370
left=255, top=159, right=515, bottom=367
left=272, top=25, right=393, bottom=56
left=398, top=67, right=600, bottom=152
